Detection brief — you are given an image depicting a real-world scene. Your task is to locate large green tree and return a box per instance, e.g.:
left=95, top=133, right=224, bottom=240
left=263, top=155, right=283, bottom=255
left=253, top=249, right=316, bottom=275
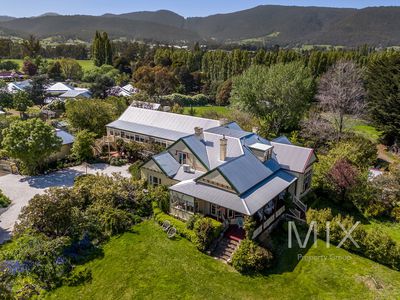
left=65, top=99, right=115, bottom=136
left=366, top=51, right=400, bottom=145
left=91, top=31, right=113, bottom=67
left=230, top=62, right=314, bottom=136
left=1, top=118, right=62, bottom=174
left=71, top=130, right=96, bottom=162
left=12, top=91, right=33, bottom=117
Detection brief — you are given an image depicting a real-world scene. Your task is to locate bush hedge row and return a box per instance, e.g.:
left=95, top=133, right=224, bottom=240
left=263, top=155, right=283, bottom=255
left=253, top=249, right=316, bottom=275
left=306, top=208, right=400, bottom=270
left=152, top=202, right=223, bottom=251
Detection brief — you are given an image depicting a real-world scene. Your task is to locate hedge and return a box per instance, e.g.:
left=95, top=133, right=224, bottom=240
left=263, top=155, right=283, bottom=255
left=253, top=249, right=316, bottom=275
left=152, top=202, right=196, bottom=242
left=306, top=208, right=400, bottom=270
left=231, top=239, right=273, bottom=273
left=152, top=202, right=223, bottom=251
left=0, top=189, right=11, bottom=208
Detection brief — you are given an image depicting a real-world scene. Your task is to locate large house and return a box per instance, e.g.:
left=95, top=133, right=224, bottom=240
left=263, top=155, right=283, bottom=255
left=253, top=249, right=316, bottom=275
left=106, top=106, right=222, bottom=147
left=141, top=123, right=316, bottom=240
left=7, top=80, right=32, bottom=93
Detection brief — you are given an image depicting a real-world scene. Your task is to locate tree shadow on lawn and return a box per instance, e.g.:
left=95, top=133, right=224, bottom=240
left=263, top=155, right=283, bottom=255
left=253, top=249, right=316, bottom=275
left=305, top=190, right=370, bottom=225
left=260, top=223, right=314, bottom=276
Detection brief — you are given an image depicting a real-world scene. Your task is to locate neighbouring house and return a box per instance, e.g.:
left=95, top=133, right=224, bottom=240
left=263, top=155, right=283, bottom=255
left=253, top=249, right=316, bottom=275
left=0, top=71, right=24, bottom=81
left=59, top=89, right=92, bottom=99
left=131, top=100, right=161, bottom=110
left=46, top=82, right=74, bottom=96
left=7, top=80, right=32, bottom=93
left=49, top=129, right=75, bottom=161
left=141, top=123, right=316, bottom=240
left=106, top=106, right=222, bottom=148
left=108, top=84, right=139, bottom=97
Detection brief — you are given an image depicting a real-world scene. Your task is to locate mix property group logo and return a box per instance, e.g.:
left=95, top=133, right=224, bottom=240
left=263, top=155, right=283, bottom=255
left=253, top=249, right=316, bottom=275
left=287, top=220, right=361, bottom=250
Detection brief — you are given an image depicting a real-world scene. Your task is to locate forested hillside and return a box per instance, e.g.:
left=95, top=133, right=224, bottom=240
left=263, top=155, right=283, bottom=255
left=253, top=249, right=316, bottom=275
left=1, top=6, right=400, bottom=46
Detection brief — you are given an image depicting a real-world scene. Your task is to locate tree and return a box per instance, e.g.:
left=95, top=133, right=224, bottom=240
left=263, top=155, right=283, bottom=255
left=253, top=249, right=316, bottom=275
left=22, top=59, right=38, bottom=76
left=0, top=91, right=14, bottom=110
left=1, top=118, right=62, bottom=174
left=12, top=91, right=33, bottom=117
left=26, top=75, right=49, bottom=106
left=91, top=31, right=113, bottom=67
left=21, top=35, right=41, bottom=58
left=71, top=130, right=96, bottom=162
left=216, top=79, right=232, bottom=106
left=47, top=61, right=62, bottom=80
left=231, top=62, right=314, bottom=136
left=328, top=159, right=359, bottom=201
left=90, top=75, right=115, bottom=99
left=65, top=99, right=115, bottom=136
left=366, top=52, right=400, bottom=145
left=59, top=58, right=83, bottom=80
left=316, top=60, right=365, bottom=139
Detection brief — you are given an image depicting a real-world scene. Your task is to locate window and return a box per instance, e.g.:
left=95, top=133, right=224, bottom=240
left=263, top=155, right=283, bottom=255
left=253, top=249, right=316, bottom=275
left=210, top=204, right=217, bottom=216
left=149, top=175, right=161, bottom=186
left=121, top=131, right=125, bottom=138
left=170, top=193, right=195, bottom=214
left=228, top=209, right=234, bottom=219
left=109, top=130, right=114, bottom=136
left=303, top=170, right=313, bottom=193
left=177, top=151, right=188, bottom=164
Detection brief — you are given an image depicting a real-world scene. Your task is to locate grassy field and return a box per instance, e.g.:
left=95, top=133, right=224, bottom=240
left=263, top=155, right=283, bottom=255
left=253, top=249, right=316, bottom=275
left=183, top=106, right=230, bottom=118
left=7, top=59, right=95, bottom=72
left=46, top=221, right=400, bottom=300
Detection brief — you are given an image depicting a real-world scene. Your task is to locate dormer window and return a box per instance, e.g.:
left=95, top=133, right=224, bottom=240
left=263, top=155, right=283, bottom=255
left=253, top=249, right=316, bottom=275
left=248, top=143, right=274, bottom=162
left=177, top=151, right=188, bottom=165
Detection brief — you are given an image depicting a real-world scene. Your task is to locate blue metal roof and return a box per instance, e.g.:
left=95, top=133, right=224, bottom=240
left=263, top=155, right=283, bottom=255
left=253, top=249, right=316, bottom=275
left=153, top=152, right=180, bottom=177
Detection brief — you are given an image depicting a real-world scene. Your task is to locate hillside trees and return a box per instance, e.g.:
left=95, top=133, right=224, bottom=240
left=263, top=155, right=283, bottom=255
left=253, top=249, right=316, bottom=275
left=316, top=60, right=365, bottom=139
left=1, top=118, right=62, bottom=174
left=366, top=51, right=400, bottom=145
left=21, top=35, right=42, bottom=58
left=230, top=62, right=314, bottom=136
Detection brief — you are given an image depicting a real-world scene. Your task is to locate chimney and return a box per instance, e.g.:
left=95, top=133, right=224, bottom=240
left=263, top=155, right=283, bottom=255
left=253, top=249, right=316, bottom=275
left=252, top=126, right=259, bottom=134
left=219, top=118, right=229, bottom=126
left=220, top=135, right=227, bottom=161
left=194, top=127, right=203, bottom=139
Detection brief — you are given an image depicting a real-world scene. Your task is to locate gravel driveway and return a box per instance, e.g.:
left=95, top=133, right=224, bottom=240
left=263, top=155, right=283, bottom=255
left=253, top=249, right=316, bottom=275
left=0, top=163, right=131, bottom=244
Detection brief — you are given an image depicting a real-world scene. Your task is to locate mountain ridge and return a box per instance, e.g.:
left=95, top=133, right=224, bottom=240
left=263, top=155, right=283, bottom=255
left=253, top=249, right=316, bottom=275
left=1, top=5, right=400, bottom=46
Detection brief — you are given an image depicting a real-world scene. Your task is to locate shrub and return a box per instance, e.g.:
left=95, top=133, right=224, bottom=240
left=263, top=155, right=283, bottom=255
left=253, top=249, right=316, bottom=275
left=63, top=267, right=92, bottom=286
left=186, top=214, right=201, bottom=230
left=152, top=202, right=196, bottom=242
left=231, top=239, right=273, bottom=273
left=109, top=157, right=128, bottom=166
left=128, top=160, right=143, bottom=180
left=0, top=190, right=11, bottom=208
left=193, top=217, right=223, bottom=251
left=391, top=207, right=400, bottom=222
left=363, top=228, right=400, bottom=270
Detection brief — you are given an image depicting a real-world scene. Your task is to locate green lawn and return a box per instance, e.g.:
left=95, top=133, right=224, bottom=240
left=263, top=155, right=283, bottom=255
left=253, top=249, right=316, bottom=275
left=183, top=106, right=230, bottom=118
left=7, top=59, right=95, bottom=72
left=46, top=221, right=400, bottom=299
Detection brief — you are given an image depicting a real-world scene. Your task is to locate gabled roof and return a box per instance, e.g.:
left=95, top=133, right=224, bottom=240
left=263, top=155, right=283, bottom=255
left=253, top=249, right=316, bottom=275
left=55, top=129, right=74, bottom=145
left=107, top=107, right=221, bottom=142
left=59, top=89, right=91, bottom=98
left=152, top=152, right=180, bottom=177
left=271, top=141, right=315, bottom=173
left=217, top=148, right=280, bottom=195
left=47, top=82, right=74, bottom=92
left=170, top=169, right=296, bottom=215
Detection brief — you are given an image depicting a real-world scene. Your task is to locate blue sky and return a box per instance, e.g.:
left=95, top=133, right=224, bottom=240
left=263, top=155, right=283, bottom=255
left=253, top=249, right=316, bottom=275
left=1, top=1, right=398, bottom=18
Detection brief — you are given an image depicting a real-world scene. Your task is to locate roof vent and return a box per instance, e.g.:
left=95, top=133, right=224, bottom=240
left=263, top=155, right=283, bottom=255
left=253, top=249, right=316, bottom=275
left=183, top=164, right=192, bottom=173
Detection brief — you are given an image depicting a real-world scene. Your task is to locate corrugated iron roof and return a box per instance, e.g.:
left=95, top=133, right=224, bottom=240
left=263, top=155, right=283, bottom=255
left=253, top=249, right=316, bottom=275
left=271, top=142, right=315, bottom=173
left=153, top=152, right=180, bottom=177
left=107, top=120, right=188, bottom=141
left=170, top=169, right=296, bottom=215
